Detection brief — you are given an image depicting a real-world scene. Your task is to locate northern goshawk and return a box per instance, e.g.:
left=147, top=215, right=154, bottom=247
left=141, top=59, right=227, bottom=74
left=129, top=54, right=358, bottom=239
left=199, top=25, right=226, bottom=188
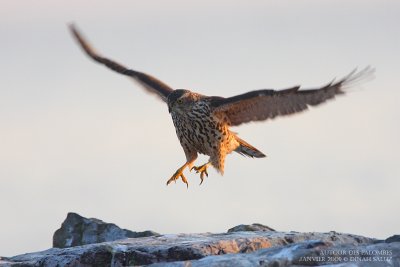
left=69, top=24, right=373, bottom=187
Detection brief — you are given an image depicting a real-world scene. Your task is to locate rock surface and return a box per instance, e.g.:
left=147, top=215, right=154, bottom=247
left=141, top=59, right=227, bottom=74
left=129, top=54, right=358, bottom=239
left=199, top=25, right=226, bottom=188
left=53, top=212, right=159, bottom=248
left=149, top=240, right=399, bottom=267
left=1, top=213, right=399, bottom=267
left=386, top=235, right=400, bottom=244
left=228, top=223, right=275, bottom=233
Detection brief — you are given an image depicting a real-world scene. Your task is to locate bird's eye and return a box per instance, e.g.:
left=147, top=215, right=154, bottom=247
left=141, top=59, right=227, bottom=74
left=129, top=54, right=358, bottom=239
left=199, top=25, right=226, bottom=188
left=177, top=99, right=183, bottom=104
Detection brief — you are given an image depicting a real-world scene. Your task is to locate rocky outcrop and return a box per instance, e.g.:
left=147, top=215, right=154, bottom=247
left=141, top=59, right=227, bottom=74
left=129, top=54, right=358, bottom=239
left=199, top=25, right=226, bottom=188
left=53, top=212, right=159, bottom=248
left=4, top=231, right=399, bottom=266
left=1, top=213, right=399, bottom=266
left=386, top=235, right=400, bottom=244
left=149, top=240, right=399, bottom=267
left=228, top=223, right=275, bottom=233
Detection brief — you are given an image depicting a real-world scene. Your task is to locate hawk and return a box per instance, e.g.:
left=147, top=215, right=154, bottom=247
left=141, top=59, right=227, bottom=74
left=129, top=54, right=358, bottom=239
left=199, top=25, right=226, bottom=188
left=69, top=24, right=373, bottom=187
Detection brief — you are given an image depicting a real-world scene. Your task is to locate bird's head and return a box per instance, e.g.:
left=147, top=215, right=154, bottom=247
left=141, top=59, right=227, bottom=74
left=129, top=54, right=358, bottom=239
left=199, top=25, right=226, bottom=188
left=167, top=89, right=192, bottom=114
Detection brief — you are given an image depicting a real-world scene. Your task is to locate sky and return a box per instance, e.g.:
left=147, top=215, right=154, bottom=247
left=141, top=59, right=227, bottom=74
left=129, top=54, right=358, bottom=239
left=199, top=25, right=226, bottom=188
left=1, top=0, right=399, bottom=257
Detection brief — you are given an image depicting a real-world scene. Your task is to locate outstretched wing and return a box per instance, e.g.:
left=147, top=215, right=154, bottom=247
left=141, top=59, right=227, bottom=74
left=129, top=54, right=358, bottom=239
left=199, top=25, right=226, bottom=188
left=69, top=24, right=173, bottom=102
left=210, top=67, right=373, bottom=126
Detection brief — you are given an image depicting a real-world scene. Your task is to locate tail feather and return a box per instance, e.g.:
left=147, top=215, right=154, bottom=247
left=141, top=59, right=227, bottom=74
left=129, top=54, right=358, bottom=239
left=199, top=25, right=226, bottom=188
left=235, top=137, right=266, bottom=158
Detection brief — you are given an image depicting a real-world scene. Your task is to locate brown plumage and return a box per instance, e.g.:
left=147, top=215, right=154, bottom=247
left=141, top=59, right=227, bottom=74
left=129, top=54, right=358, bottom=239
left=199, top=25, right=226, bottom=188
left=69, top=24, right=373, bottom=187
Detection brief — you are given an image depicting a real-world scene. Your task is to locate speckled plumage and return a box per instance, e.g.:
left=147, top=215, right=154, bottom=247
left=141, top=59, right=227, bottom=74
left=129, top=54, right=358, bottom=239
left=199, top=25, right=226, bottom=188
left=168, top=90, right=243, bottom=174
left=70, top=24, right=373, bottom=187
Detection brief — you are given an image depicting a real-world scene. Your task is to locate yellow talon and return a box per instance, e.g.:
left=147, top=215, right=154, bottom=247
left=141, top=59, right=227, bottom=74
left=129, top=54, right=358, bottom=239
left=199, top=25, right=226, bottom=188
left=191, top=163, right=209, bottom=185
left=166, top=167, right=189, bottom=188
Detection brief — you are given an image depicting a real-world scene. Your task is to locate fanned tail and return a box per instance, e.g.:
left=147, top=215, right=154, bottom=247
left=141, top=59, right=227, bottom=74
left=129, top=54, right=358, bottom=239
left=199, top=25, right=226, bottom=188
left=235, top=137, right=266, bottom=158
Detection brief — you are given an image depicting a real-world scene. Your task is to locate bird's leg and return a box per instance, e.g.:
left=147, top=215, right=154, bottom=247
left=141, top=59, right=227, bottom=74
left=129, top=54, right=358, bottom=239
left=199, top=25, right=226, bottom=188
left=167, top=152, right=197, bottom=188
left=166, top=163, right=190, bottom=188
left=191, top=162, right=211, bottom=185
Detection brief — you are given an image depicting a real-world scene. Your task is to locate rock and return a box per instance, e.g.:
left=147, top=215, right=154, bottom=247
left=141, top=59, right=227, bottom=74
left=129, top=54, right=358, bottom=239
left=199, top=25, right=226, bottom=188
left=0, top=257, right=13, bottom=267
left=53, top=212, right=159, bottom=248
left=2, top=214, right=399, bottom=266
left=386, top=235, right=400, bottom=243
left=228, top=223, right=275, bottom=233
left=148, top=240, right=400, bottom=267
left=6, top=230, right=395, bottom=267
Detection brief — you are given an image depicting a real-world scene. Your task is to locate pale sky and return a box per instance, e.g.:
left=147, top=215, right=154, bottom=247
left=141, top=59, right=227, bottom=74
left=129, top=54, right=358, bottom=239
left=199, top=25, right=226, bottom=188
left=1, top=0, right=399, bottom=257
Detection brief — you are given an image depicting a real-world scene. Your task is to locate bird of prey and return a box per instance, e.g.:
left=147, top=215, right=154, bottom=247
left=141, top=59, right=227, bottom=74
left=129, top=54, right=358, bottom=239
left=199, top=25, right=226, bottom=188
left=69, top=24, right=373, bottom=187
